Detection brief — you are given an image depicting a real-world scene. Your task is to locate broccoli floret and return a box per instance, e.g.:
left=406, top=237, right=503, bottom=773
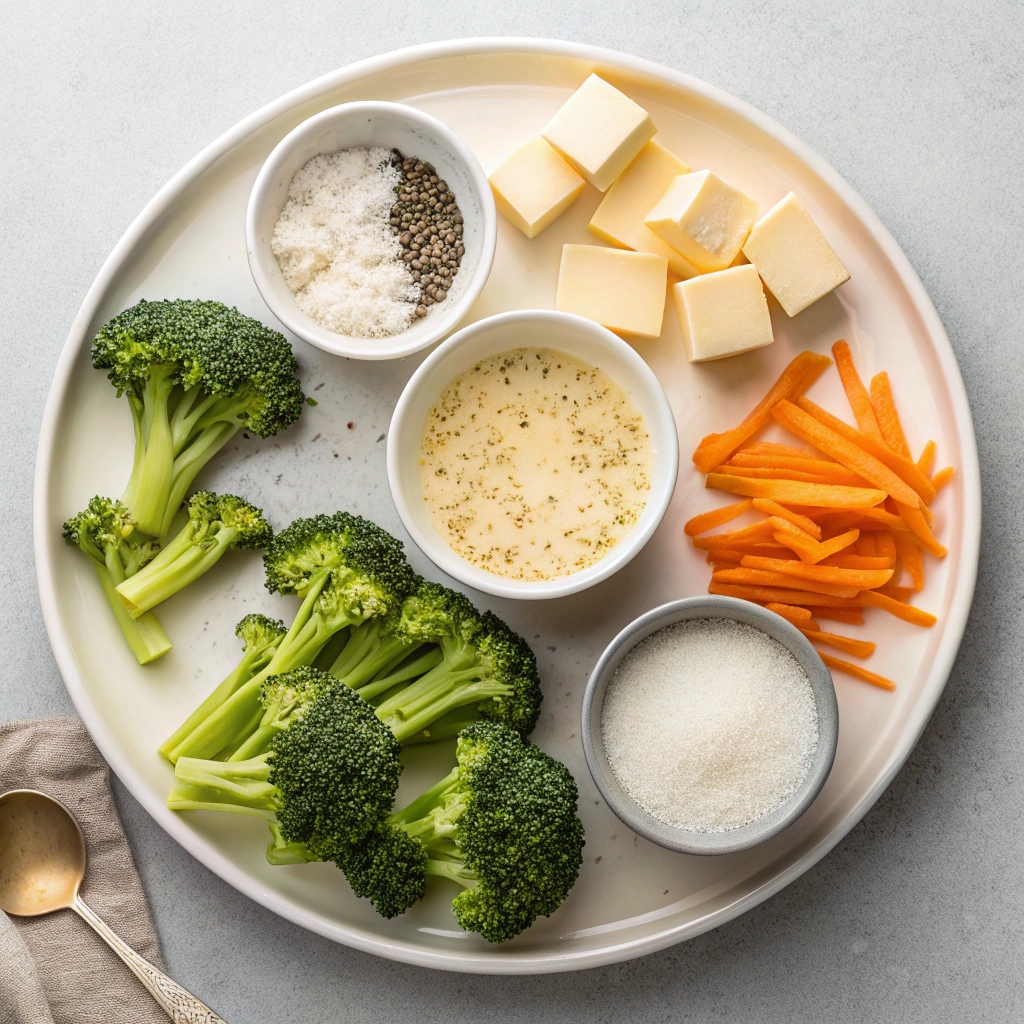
left=63, top=495, right=171, bottom=664
left=167, top=512, right=415, bottom=763
left=167, top=669, right=402, bottom=856
left=337, top=721, right=585, bottom=937
left=115, top=491, right=271, bottom=618
left=371, top=591, right=542, bottom=743
left=159, top=613, right=286, bottom=762
left=92, top=299, right=304, bottom=539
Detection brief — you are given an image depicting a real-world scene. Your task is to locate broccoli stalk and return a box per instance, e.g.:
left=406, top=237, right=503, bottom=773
left=62, top=496, right=171, bottom=664
left=335, top=721, right=585, bottom=938
left=167, top=669, right=403, bottom=858
left=158, top=614, right=286, bottom=762
left=92, top=299, right=305, bottom=539
left=116, top=491, right=271, bottom=617
left=164, top=512, right=415, bottom=763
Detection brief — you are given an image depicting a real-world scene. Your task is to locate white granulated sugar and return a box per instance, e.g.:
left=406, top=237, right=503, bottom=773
left=271, top=147, right=418, bottom=338
left=601, top=618, right=818, bottom=833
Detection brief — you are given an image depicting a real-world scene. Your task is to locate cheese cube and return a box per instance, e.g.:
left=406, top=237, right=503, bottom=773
left=556, top=245, right=668, bottom=340
left=542, top=75, right=656, bottom=192
left=588, top=141, right=701, bottom=279
left=672, top=265, right=774, bottom=362
left=742, top=192, right=851, bottom=316
left=645, top=170, right=759, bottom=272
left=489, top=137, right=586, bottom=239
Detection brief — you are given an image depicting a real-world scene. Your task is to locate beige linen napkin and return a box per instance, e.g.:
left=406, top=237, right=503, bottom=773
left=0, top=717, right=167, bottom=1024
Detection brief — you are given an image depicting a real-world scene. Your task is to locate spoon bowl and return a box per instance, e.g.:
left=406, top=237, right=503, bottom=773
left=0, top=789, right=85, bottom=916
left=0, top=788, right=226, bottom=1022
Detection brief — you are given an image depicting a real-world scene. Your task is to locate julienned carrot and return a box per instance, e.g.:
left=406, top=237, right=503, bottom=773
left=796, top=397, right=936, bottom=504
left=814, top=607, right=864, bottom=625
left=801, top=506, right=911, bottom=532
left=772, top=400, right=923, bottom=507
left=773, top=528, right=860, bottom=565
left=860, top=590, right=937, bottom=627
left=690, top=520, right=775, bottom=550
left=684, top=499, right=754, bottom=537
left=917, top=440, right=937, bottom=476
left=877, top=585, right=915, bottom=602
left=752, top=498, right=822, bottom=539
left=705, top=473, right=887, bottom=509
left=691, top=351, right=833, bottom=473
left=932, top=466, right=955, bottom=491
left=708, top=582, right=861, bottom=607
left=822, top=553, right=896, bottom=570
left=895, top=501, right=947, bottom=558
left=857, top=532, right=878, bottom=557
left=765, top=602, right=814, bottom=623
left=818, top=651, right=896, bottom=691
left=705, top=546, right=796, bottom=565
left=869, top=371, right=912, bottom=458
left=892, top=530, right=925, bottom=590
left=716, top=463, right=872, bottom=487
left=741, top=442, right=824, bottom=461
left=833, top=340, right=885, bottom=441
left=800, top=628, right=876, bottom=659
left=875, top=531, right=897, bottom=560
left=712, top=568, right=862, bottom=599
left=740, top=554, right=893, bottom=589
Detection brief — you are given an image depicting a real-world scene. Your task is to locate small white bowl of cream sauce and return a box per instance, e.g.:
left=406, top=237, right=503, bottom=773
left=387, top=310, right=679, bottom=600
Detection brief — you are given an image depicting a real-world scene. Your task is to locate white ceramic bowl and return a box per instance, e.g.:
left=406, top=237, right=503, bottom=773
left=246, top=101, right=496, bottom=360
left=387, top=309, right=680, bottom=600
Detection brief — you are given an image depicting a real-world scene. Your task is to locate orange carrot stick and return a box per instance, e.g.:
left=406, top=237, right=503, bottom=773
left=892, top=530, right=925, bottom=590
left=740, top=554, right=893, bottom=589
left=689, top=520, right=775, bottom=550
left=773, top=528, right=860, bottom=565
left=765, top=602, right=814, bottom=623
left=707, top=582, right=862, bottom=607
left=799, top=506, right=911, bottom=532
left=772, top=400, right=923, bottom=507
left=692, top=351, right=833, bottom=473
left=821, top=553, right=896, bottom=570
left=818, top=651, right=896, bottom=691
left=796, top=397, right=936, bottom=503
left=932, top=466, right=955, bottom=492
left=917, top=440, right=937, bottom=476
left=875, top=531, right=897, bottom=560
left=684, top=499, right=754, bottom=537
left=705, top=473, right=887, bottom=509
left=857, top=532, right=878, bottom=557
left=716, top=463, right=872, bottom=487
left=814, top=607, right=865, bottom=626
left=859, top=590, right=937, bottom=626
left=752, top=498, right=822, bottom=539
left=741, top=442, right=824, bottom=461
left=869, top=371, right=912, bottom=458
left=713, top=568, right=862, bottom=599
left=876, top=584, right=915, bottom=602
left=832, top=340, right=884, bottom=440
left=895, top=501, right=947, bottom=557
left=800, top=628, right=876, bottom=659
left=705, top=546, right=797, bottom=564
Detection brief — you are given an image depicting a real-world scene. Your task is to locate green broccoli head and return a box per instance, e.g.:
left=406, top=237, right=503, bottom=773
left=267, top=672, right=403, bottom=847
left=63, top=495, right=157, bottom=579
left=395, top=581, right=481, bottom=647
left=235, top=613, right=288, bottom=655
left=185, top=491, right=272, bottom=550
left=259, top=665, right=337, bottom=733
left=92, top=298, right=305, bottom=437
left=470, top=613, right=542, bottom=735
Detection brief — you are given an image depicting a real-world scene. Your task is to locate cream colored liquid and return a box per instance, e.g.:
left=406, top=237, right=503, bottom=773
left=420, top=348, right=652, bottom=581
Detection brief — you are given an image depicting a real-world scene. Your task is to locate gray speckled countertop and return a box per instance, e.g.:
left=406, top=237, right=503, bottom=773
left=3, top=3, right=1022, bottom=1020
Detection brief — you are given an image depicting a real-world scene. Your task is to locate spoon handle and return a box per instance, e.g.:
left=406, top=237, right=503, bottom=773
left=72, top=895, right=227, bottom=1023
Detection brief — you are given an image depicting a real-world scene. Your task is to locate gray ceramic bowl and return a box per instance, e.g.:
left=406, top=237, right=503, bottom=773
left=581, top=596, right=839, bottom=856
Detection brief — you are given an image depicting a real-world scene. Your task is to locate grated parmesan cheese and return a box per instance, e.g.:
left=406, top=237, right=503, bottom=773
left=271, top=147, right=418, bottom=338
left=601, top=618, right=818, bottom=833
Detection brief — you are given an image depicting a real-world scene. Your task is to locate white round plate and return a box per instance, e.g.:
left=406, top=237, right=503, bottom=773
left=34, top=39, right=980, bottom=974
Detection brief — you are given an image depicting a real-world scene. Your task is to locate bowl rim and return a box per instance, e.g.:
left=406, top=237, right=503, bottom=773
left=386, top=308, right=681, bottom=599
left=245, top=99, right=497, bottom=361
left=581, top=595, right=839, bottom=856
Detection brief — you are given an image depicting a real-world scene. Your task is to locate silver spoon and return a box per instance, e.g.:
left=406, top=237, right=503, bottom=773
left=0, top=789, right=227, bottom=1024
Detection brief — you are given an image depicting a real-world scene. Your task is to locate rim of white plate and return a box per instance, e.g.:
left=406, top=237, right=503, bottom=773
left=33, top=38, right=981, bottom=974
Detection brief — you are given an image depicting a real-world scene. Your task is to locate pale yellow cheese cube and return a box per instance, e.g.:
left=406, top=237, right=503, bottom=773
left=489, top=137, right=586, bottom=239
left=542, top=75, right=656, bottom=192
left=742, top=192, right=851, bottom=316
left=588, top=140, right=701, bottom=279
left=556, top=245, right=668, bottom=340
left=645, top=170, right=759, bottom=272
left=672, top=265, right=774, bottom=362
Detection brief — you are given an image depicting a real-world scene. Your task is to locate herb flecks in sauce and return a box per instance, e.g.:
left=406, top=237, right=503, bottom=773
left=420, top=348, right=652, bottom=581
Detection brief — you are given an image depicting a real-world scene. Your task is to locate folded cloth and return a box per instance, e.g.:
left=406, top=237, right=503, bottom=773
left=0, top=717, right=166, bottom=1024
